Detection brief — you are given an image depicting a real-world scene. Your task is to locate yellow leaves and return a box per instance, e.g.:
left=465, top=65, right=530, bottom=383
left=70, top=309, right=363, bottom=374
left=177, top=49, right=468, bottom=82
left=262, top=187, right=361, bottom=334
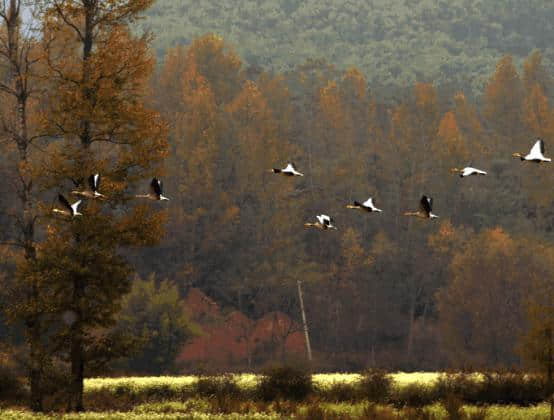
left=489, top=55, right=520, bottom=88
left=341, top=227, right=372, bottom=273
left=484, top=227, right=513, bottom=252
left=484, top=55, right=524, bottom=129
left=523, top=51, right=549, bottom=93
left=319, top=81, right=346, bottom=130
left=436, top=111, right=468, bottom=160
left=438, top=112, right=461, bottom=140
left=118, top=204, right=168, bottom=247
left=453, top=91, right=466, bottom=108
left=427, top=220, right=471, bottom=256
left=453, top=91, right=483, bottom=139
left=226, top=80, right=271, bottom=122
left=221, top=205, right=240, bottom=225
left=414, top=82, right=438, bottom=117
left=440, top=225, right=554, bottom=367
left=186, top=34, right=243, bottom=104
left=449, top=227, right=515, bottom=277
left=523, top=84, right=551, bottom=137
left=369, top=231, right=396, bottom=258
left=173, top=63, right=218, bottom=197
left=226, top=80, right=286, bottom=192
left=438, top=220, right=456, bottom=238
left=341, top=68, right=366, bottom=102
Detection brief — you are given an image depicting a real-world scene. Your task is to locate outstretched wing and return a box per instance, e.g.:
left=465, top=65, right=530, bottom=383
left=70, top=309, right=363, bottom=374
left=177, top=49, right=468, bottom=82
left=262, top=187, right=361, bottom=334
left=529, top=139, right=543, bottom=157
left=88, top=174, right=100, bottom=192
left=71, top=200, right=82, bottom=213
left=58, top=194, right=72, bottom=212
left=151, top=178, right=162, bottom=196
left=320, top=214, right=333, bottom=225
left=362, top=197, right=374, bottom=208
left=283, top=163, right=294, bottom=172
left=420, top=195, right=432, bottom=214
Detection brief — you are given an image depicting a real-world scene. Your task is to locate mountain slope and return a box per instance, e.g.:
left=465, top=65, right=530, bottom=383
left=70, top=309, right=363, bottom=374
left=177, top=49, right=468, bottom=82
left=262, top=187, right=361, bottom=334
left=138, top=0, right=554, bottom=92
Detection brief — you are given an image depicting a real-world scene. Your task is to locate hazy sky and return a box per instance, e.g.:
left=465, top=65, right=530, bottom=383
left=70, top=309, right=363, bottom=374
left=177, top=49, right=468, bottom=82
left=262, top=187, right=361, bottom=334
left=20, top=3, right=36, bottom=32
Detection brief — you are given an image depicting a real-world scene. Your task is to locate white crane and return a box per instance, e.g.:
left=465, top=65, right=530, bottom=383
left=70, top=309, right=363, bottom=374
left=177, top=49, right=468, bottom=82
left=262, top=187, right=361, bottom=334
left=512, top=139, right=551, bottom=163
left=346, top=197, right=382, bottom=212
left=450, top=167, right=487, bottom=177
left=304, top=214, right=337, bottom=230
left=271, top=162, right=304, bottom=177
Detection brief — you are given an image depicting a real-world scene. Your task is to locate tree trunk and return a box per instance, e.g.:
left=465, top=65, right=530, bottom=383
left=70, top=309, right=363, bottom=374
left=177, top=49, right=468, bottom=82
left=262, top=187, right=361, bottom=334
left=70, top=275, right=85, bottom=412
left=28, top=321, right=42, bottom=412
left=4, top=0, right=42, bottom=411
left=406, top=290, right=416, bottom=362
left=297, top=280, right=312, bottom=363
left=69, top=3, right=95, bottom=411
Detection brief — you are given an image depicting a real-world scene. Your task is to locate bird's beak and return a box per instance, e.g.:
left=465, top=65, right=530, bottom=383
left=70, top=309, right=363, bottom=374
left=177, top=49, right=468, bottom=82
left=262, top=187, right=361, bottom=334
left=450, top=168, right=458, bottom=173
left=511, top=153, right=520, bottom=158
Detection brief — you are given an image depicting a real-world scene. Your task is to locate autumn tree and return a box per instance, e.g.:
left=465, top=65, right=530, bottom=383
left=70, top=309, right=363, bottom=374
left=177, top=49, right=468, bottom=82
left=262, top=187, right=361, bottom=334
left=523, top=51, right=551, bottom=97
left=34, top=0, right=167, bottom=411
left=0, top=0, right=47, bottom=411
left=436, top=228, right=553, bottom=368
left=522, top=52, right=553, bottom=141
left=518, top=242, right=554, bottom=419
left=332, top=227, right=372, bottom=360
left=437, top=111, right=468, bottom=161
left=387, top=83, right=442, bottom=365
left=484, top=55, right=524, bottom=137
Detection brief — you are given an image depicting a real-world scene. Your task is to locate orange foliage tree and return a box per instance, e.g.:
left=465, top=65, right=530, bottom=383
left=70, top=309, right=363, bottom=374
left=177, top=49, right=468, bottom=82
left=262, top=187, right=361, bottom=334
left=437, top=228, right=553, bottom=368
left=34, top=0, right=167, bottom=411
left=484, top=55, right=524, bottom=137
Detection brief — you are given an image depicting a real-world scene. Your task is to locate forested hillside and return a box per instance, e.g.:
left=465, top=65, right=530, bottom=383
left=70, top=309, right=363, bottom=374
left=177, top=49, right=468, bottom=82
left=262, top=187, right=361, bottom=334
left=0, top=1, right=553, bottom=394
left=137, top=0, right=554, bottom=95
left=130, top=37, right=553, bottom=372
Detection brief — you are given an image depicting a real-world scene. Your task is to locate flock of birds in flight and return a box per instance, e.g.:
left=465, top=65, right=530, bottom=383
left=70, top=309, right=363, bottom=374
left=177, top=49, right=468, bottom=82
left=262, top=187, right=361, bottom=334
left=52, top=139, right=551, bottom=227
left=276, top=138, right=550, bottom=230
left=52, top=176, right=169, bottom=217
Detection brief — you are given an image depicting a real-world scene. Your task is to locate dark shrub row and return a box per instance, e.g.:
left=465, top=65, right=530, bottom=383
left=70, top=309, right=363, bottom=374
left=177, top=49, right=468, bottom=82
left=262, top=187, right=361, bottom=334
left=320, top=370, right=549, bottom=406
left=436, top=372, right=548, bottom=405
left=78, top=368, right=550, bottom=410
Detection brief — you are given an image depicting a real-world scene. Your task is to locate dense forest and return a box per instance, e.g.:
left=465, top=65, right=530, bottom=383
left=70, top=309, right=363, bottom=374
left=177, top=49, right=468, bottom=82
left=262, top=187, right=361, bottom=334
left=0, top=0, right=553, bottom=413
left=142, top=39, right=554, bottom=373
left=137, top=0, right=554, bottom=96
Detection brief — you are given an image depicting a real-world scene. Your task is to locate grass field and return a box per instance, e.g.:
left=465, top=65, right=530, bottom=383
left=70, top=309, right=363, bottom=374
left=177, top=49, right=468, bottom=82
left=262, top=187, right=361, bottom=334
left=1, top=403, right=550, bottom=419
left=83, top=372, right=441, bottom=394
left=1, top=373, right=551, bottom=419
